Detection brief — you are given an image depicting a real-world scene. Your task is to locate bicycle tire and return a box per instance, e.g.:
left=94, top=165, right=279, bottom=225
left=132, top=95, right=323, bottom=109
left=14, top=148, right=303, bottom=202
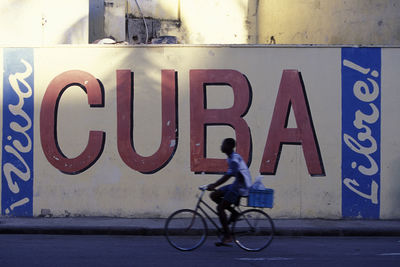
left=232, top=208, right=274, bottom=252
left=164, top=209, right=208, bottom=251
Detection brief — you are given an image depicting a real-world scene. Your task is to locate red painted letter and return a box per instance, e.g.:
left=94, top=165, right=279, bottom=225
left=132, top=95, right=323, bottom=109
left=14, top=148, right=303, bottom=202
left=117, top=70, right=177, bottom=173
left=190, top=69, right=251, bottom=173
left=260, top=70, right=325, bottom=176
left=40, top=70, right=105, bottom=174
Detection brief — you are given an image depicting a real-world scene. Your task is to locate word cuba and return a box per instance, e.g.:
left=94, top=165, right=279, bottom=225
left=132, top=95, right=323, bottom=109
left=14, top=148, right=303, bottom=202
left=40, top=69, right=325, bottom=176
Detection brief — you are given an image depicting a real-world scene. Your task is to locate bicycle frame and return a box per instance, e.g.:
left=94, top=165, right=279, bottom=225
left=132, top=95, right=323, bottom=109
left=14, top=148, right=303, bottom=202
left=192, top=188, right=243, bottom=235
left=165, top=187, right=275, bottom=252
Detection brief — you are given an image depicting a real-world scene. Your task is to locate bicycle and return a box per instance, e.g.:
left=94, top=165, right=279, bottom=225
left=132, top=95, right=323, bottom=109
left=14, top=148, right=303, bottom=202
left=164, top=185, right=275, bottom=252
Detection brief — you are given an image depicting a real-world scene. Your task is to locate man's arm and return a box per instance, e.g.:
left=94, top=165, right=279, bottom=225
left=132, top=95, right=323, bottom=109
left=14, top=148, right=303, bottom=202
left=207, top=174, right=232, bottom=191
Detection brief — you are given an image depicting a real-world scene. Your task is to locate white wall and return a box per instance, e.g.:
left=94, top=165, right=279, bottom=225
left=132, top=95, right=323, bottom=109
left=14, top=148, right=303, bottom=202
left=178, top=0, right=256, bottom=44
left=0, top=0, right=89, bottom=45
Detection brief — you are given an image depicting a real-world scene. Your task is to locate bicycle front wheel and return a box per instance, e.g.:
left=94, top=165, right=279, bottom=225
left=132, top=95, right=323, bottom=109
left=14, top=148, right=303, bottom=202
left=164, top=209, right=207, bottom=251
left=232, top=209, right=274, bottom=252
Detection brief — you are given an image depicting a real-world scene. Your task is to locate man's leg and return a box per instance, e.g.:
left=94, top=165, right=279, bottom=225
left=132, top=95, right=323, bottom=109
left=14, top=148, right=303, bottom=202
left=211, top=189, right=238, bottom=216
left=210, top=190, right=223, bottom=204
left=217, top=199, right=232, bottom=241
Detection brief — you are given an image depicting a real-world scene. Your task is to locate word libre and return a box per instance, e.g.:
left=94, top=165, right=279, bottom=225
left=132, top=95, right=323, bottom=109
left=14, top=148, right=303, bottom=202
left=341, top=47, right=381, bottom=219
left=343, top=60, right=380, bottom=204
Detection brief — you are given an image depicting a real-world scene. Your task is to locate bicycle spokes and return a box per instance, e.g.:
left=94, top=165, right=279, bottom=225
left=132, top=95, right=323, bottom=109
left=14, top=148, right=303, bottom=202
left=164, top=209, right=208, bottom=251
left=232, top=209, right=274, bottom=252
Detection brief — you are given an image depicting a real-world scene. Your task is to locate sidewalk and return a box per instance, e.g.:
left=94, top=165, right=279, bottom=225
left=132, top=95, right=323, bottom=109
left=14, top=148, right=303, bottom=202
left=0, top=217, right=399, bottom=236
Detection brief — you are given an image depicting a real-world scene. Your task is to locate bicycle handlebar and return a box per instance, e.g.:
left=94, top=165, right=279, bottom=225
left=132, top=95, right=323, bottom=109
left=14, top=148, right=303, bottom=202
left=198, top=185, right=208, bottom=191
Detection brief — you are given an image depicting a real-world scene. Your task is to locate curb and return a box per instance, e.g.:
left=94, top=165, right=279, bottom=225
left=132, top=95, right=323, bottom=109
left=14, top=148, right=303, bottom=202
left=274, top=228, right=400, bottom=237
left=0, top=227, right=165, bottom=235
left=1, top=227, right=399, bottom=236
left=1, top=218, right=399, bottom=236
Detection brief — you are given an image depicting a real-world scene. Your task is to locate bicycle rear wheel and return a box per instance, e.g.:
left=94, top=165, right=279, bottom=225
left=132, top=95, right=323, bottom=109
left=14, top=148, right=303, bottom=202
left=232, top=209, right=274, bottom=252
left=164, top=209, right=207, bottom=251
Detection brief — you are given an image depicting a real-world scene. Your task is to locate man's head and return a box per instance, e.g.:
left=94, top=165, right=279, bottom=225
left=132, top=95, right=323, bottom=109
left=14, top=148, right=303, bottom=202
left=221, top=138, right=236, bottom=155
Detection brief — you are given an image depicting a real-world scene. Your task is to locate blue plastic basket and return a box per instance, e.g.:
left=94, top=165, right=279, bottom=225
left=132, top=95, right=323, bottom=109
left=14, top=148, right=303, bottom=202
left=247, top=188, right=274, bottom=208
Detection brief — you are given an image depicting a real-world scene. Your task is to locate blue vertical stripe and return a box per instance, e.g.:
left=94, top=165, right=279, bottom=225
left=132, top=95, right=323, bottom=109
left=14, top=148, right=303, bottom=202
left=2, top=48, right=34, bottom=216
left=341, top=47, right=381, bottom=219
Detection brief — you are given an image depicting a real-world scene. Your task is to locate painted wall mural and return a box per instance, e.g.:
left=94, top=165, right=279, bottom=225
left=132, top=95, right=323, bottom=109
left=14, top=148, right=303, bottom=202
left=2, top=48, right=34, bottom=216
left=0, top=46, right=398, bottom=219
left=341, top=48, right=381, bottom=219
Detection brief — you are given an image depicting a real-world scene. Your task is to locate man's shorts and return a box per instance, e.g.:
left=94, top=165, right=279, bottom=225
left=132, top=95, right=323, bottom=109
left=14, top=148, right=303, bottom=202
left=219, top=184, right=240, bottom=205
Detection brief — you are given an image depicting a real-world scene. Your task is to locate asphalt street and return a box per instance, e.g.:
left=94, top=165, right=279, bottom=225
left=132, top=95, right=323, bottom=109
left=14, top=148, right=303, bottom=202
left=0, top=235, right=399, bottom=267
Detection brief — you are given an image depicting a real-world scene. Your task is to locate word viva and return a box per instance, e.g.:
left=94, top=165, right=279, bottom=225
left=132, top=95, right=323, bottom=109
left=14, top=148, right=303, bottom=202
left=40, top=69, right=325, bottom=176
left=2, top=48, right=35, bottom=216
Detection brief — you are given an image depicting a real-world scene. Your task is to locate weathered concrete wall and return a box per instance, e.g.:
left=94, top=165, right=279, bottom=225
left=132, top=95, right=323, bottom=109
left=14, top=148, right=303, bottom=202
left=0, top=0, right=89, bottom=45
left=258, top=0, right=400, bottom=44
left=104, top=0, right=126, bottom=42
left=106, top=0, right=258, bottom=44
left=103, top=0, right=400, bottom=45
left=89, top=0, right=105, bottom=43
left=0, top=46, right=399, bottom=219
left=126, top=0, right=179, bottom=20
left=3, top=0, right=399, bottom=45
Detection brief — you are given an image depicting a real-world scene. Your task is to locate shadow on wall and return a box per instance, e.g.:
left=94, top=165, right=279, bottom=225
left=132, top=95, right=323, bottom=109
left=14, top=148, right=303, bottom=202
left=59, top=16, right=89, bottom=44
left=39, top=47, right=167, bottom=216
left=37, top=42, right=233, bottom=216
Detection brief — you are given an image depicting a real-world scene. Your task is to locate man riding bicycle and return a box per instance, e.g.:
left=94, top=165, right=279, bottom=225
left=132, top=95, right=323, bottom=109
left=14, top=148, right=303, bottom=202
left=207, top=138, right=252, bottom=246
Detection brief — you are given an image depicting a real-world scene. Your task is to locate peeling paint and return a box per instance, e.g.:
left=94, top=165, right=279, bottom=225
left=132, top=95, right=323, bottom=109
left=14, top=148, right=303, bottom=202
left=169, top=139, right=176, bottom=147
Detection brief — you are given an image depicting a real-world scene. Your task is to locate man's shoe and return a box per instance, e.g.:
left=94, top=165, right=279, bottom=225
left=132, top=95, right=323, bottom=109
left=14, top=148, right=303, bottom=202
left=215, top=236, right=233, bottom=247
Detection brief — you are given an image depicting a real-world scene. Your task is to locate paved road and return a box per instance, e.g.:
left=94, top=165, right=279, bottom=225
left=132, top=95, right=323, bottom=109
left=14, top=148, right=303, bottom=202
left=0, top=235, right=399, bottom=266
